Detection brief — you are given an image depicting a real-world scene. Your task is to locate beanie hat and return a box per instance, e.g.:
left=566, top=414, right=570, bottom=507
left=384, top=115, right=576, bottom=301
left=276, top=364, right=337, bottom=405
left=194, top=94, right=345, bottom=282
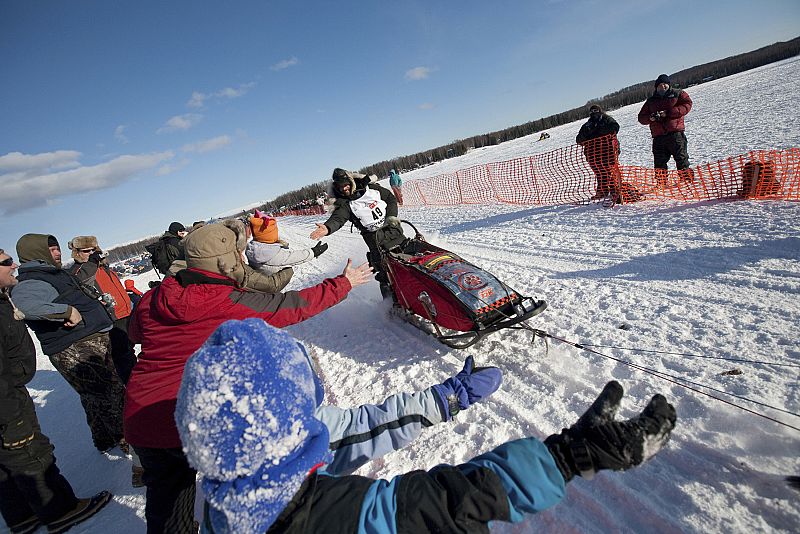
left=47, top=236, right=59, bottom=248
left=169, top=222, right=186, bottom=235
left=175, top=318, right=332, bottom=534
left=249, top=210, right=279, bottom=244
left=184, top=224, right=245, bottom=284
left=655, top=74, right=671, bottom=87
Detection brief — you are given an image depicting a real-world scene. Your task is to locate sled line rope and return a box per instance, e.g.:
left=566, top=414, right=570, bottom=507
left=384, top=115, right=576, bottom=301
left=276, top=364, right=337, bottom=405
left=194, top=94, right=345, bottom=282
left=532, top=330, right=800, bottom=433
left=576, top=343, right=800, bottom=369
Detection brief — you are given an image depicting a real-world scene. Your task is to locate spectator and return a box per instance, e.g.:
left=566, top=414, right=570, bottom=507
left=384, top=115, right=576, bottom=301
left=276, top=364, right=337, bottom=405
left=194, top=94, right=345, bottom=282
left=123, top=223, right=372, bottom=533
left=245, top=210, right=328, bottom=283
left=637, top=74, right=694, bottom=183
left=311, top=168, right=405, bottom=297
left=67, top=235, right=136, bottom=383
left=0, top=248, right=113, bottom=534
left=389, top=168, right=404, bottom=206
left=188, top=221, right=206, bottom=233
left=176, top=318, right=677, bottom=534
left=124, top=279, right=143, bottom=309
left=147, top=222, right=187, bottom=276
left=11, top=234, right=127, bottom=454
left=576, top=104, right=621, bottom=202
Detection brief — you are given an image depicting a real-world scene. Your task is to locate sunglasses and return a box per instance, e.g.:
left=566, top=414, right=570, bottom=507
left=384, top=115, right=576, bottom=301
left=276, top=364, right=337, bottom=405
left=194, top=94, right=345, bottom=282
left=78, top=248, right=95, bottom=254
left=0, top=257, right=14, bottom=267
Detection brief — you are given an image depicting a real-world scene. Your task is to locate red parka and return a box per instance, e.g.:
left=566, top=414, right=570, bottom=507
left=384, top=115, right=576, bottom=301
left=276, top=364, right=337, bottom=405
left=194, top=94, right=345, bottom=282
left=123, top=268, right=352, bottom=448
left=637, top=89, right=692, bottom=138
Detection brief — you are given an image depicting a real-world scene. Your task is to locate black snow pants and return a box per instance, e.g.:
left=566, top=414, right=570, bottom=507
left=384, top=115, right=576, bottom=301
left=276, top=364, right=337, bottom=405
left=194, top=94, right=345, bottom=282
left=652, top=131, right=690, bottom=170
left=134, top=446, right=197, bottom=534
left=0, top=393, right=78, bottom=527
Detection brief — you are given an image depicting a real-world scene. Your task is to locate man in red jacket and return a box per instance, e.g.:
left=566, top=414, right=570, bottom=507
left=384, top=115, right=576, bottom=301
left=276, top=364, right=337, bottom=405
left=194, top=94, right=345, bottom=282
left=637, top=74, right=693, bottom=182
left=123, top=222, right=372, bottom=534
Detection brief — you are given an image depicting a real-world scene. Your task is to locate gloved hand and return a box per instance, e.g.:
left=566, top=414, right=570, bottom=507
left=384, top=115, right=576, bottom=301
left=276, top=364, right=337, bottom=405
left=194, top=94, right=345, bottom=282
left=385, top=216, right=401, bottom=228
left=311, top=241, right=329, bottom=258
left=432, top=356, right=503, bottom=421
left=1, top=418, right=34, bottom=450
left=544, top=381, right=676, bottom=482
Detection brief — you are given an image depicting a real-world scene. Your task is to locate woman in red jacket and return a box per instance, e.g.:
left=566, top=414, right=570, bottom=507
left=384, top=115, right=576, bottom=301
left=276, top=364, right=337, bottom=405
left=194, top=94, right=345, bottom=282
left=123, top=222, right=371, bottom=534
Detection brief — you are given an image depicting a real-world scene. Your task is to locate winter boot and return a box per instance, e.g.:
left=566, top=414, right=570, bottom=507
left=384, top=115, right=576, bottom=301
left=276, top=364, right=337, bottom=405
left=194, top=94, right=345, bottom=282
left=46, top=490, right=112, bottom=533
left=8, top=515, right=43, bottom=534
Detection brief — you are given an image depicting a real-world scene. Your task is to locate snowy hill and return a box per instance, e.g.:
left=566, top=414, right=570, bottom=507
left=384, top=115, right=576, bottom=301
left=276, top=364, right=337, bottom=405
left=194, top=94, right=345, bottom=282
left=12, top=57, right=800, bottom=533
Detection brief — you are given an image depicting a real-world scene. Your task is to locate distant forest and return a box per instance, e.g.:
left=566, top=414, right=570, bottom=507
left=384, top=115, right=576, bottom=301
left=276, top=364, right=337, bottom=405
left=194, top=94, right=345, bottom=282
left=106, top=36, right=799, bottom=263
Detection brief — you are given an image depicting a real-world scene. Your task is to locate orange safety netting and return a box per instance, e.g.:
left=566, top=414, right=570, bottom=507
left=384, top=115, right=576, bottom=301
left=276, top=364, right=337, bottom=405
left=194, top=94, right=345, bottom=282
left=402, top=136, right=800, bottom=207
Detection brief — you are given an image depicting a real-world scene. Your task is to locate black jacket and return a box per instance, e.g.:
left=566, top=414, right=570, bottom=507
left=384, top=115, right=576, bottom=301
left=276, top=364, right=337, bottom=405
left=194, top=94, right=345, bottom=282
left=576, top=113, right=620, bottom=144
left=0, top=291, right=37, bottom=443
left=324, top=180, right=399, bottom=235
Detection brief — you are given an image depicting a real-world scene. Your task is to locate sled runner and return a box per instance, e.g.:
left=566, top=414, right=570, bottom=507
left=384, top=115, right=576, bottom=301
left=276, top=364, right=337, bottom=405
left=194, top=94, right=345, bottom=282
left=382, top=221, right=547, bottom=349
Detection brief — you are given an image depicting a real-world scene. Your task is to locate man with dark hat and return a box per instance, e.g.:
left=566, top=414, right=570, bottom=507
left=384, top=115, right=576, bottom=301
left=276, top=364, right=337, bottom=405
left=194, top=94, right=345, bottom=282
left=637, top=74, right=694, bottom=181
left=147, top=222, right=187, bottom=275
left=0, top=247, right=113, bottom=534
left=310, top=168, right=406, bottom=297
left=576, top=104, right=621, bottom=202
left=10, top=235, right=127, bottom=454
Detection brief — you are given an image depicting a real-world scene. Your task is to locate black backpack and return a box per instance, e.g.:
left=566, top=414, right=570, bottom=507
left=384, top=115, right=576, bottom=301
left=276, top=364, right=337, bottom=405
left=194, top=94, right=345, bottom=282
left=145, top=239, right=172, bottom=275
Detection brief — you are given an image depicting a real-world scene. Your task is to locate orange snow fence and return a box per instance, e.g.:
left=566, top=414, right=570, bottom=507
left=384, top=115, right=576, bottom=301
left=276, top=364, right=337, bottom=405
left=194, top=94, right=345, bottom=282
left=402, top=136, right=800, bottom=207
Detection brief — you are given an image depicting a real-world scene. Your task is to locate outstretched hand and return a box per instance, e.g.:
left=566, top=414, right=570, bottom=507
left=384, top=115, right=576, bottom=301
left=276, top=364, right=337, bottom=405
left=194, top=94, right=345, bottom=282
left=544, top=381, right=676, bottom=482
left=310, top=223, right=329, bottom=240
left=342, top=259, right=373, bottom=288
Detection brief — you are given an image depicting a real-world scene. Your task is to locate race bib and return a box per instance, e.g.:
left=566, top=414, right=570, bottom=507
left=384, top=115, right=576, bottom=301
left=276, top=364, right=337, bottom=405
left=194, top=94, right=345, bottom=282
left=350, top=188, right=387, bottom=232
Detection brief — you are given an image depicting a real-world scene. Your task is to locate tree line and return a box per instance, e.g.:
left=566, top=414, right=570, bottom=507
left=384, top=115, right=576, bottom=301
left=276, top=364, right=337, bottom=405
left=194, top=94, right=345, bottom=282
left=106, top=36, right=799, bottom=262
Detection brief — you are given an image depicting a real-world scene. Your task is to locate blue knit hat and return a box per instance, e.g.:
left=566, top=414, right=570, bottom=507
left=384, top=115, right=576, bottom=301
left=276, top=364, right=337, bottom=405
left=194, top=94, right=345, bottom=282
left=175, top=318, right=332, bottom=534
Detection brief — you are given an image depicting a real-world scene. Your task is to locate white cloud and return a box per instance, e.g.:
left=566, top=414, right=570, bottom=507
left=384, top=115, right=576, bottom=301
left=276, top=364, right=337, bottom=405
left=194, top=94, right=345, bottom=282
left=187, top=91, right=208, bottom=108
left=418, top=102, right=434, bottom=110
left=156, top=158, right=190, bottom=176
left=0, top=150, right=174, bottom=214
left=157, top=113, right=203, bottom=134
left=0, top=150, right=81, bottom=173
left=186, top=83, right=256, bottom=109
left=215, top=82, right=256, bottom=99
left=114, top=125, right=129, bottom=144
left=405, top=66, right=433, bottom=80
left=271, top=57, right=299, bottom=71
left=182, top=135, right=232, bottom=154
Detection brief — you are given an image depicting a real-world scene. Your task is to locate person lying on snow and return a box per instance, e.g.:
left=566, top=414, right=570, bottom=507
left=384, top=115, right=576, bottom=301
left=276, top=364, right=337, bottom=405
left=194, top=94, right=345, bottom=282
left=175, top=318, right=677, bottom=534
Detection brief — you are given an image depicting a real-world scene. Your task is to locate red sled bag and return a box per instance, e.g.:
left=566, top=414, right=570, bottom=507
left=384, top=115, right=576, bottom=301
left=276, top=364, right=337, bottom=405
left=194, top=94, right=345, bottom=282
left=383, top=221, right=546, bottom=348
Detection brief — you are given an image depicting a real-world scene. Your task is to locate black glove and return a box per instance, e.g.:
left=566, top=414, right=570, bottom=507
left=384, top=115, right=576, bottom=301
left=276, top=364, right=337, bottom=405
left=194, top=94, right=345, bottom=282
left=311, top=241, right=328, bottom=258
left=2, top=417, right=34, bottom=450
left=544, top=381, right=676, bottom=482
left=88, top=251, right=103, bottom=264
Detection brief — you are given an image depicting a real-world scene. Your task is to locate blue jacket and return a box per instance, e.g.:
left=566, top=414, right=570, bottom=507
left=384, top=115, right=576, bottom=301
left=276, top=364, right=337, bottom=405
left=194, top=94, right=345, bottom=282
left=202, top=389, right=565, bottom=533
left=389, top=170, right=402, bottom=187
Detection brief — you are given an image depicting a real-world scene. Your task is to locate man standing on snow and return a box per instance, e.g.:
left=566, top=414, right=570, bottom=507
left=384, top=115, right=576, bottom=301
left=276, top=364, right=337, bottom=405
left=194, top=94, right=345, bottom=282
left=576, top=104, right=621, bottom=202
left=637, top=74, right=693, bottom=182
left=0, top=248, right=113, bottom=534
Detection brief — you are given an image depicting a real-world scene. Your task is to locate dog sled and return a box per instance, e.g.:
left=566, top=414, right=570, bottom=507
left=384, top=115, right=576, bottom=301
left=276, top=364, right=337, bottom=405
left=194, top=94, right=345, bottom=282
left=382, top=221, right=547, bottom=349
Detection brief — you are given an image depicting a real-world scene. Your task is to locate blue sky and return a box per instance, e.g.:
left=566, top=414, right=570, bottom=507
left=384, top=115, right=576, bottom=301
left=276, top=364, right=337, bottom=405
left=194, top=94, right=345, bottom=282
left=2, top=0, right=798, bottom=249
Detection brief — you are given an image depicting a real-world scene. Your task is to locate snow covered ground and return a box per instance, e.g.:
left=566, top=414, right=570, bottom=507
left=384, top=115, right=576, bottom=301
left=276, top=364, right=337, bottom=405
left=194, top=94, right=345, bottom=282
left=12, top=57, right=800, bottom=533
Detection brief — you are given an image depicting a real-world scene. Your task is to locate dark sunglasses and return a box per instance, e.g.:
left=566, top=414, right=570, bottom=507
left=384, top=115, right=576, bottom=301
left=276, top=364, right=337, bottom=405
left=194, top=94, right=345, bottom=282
left=0, top=257, right=14, bottom=267
left=78, top=248, right=95, bottom=253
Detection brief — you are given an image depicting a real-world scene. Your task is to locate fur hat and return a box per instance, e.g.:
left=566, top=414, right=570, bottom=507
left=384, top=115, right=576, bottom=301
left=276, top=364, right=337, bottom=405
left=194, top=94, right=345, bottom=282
left=249, top=210, right=279, bottom=244
left=68, top=236, right=98, bottom=251
left=175, top=319, right=331, bottom=534
left=183, top=224, right=245, bottom=284
left=655, top=74, right=671, bottom=87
